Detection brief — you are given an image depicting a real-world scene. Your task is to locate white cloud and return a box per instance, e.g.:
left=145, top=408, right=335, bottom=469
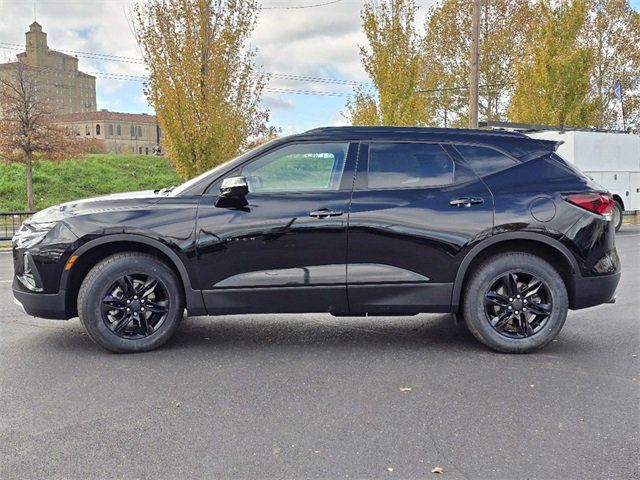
left=0, top=0, right=437, bottom=126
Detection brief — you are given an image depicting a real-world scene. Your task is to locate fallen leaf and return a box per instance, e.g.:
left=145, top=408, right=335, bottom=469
left=432, top=466, right=444, bottom=474
left=174, top=402, right=181, bottom=407
left=387, top=467, right=394, bottom=472
left=399, top=387, right=412, bottom=392
left=529, top=384, right=535, bottom=388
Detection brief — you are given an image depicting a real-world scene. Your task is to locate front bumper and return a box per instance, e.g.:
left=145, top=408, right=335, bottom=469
left=569, top=270, right=621, bottom=310
left=12, top=279, right=70, bottom=320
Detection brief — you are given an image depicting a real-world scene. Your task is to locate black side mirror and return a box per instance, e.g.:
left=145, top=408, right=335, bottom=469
left=220, top=176, right=249, bottom=198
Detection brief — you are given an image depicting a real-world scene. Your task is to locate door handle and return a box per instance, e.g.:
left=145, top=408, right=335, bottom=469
left=450, top=197, right=484, bottom=208
left=309, top=209, right=343, bottom=218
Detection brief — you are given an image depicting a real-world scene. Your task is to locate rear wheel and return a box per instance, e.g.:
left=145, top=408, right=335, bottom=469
left=78, top=253, right=184, bottom=353
left=612, top=200, right=623, bottom=232
left=462, top=252, right=568, bottom=353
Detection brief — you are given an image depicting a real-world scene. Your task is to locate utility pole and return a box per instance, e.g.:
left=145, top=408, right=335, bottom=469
left=469, top=0, right=481, bottom=129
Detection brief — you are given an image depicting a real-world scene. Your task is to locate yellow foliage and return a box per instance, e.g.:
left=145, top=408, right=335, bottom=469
left=345, top=0, right=431, bottom=126
left=133, top=0, right=271, bottom=179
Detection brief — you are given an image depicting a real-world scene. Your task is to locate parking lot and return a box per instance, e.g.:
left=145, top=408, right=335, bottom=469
left=0, top=227, right=638, bottom=480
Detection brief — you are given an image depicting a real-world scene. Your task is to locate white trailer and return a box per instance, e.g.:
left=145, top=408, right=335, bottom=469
left=527, top=130, right=640, bottom=231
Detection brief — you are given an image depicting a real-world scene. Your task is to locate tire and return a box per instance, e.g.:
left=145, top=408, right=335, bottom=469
left=612, top=201, right=623, bottom=232
left=78, top=252, right=184, bottom=353
left=462, top=252, right=568, bottom=353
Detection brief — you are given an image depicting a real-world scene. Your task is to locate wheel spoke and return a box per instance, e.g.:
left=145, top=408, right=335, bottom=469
left=140, top=278, right=158, bottom=298
left=518, top=313, right=534, bottom=336
left=502, top=273, right=518, bottom=297
left=145, top=299, right=169, bottom=314
left=111, top=314, right=134, bottom=334
left=102, top=295, right=125, bottom=311
left=522, top=279, right=543, bottom=298
left=527, top=302, right=552, bottom=318
left=493, top=311, right=512, bottom=330
left=486, top=290, right=509, bottom=307
left=117, top=276, right=136, bottom=297
left=138, top=314, right=152, bottom=336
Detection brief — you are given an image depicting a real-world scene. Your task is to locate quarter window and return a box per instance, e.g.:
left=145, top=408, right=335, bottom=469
left=454, top=145, right=517, bottom=177
left=241, top=143, right=348, bottom=193
left=367, top=143, right=454, bottom=189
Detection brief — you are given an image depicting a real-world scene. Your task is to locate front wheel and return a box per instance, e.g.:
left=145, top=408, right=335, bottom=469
left=462, top=253, right=568, bottom=353
left=78, top=253, right=184, bottom=353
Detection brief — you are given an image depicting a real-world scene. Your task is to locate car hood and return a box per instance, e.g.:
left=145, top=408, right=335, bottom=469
left=30, top=190, right=161, bottom=223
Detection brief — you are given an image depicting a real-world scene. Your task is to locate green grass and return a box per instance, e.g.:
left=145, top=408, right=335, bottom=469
left=0, top=154, right=183, bottom=212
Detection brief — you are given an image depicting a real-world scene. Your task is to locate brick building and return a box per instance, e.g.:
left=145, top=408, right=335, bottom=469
left=0, top=22, right=96, bottom=114
left=52, top=110, right=161, bottom=155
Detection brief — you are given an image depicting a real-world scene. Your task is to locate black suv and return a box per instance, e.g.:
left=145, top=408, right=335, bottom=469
left=12, top=127, right=620, bottom=353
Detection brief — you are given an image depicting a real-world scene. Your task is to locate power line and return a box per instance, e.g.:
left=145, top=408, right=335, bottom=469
left=262, top=0, right=343, bottom=9
left=0, top=43, right=371, bottom=86
left=0, top=46, right=510, bottom=98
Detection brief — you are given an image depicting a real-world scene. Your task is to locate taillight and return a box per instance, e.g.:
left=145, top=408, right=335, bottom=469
left=563, top=192, right=614, bottom=216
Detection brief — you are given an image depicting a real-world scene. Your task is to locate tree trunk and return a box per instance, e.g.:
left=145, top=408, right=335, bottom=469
left=25, top=152, right=34, bottom=211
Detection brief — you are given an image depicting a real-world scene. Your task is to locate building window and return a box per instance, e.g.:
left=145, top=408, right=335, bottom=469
left=85, top=125, right=90, bottom=136
left=95, top=124, right=101, bottom=135
left=145, top=147, right=149, bottom=155
left=137, top=126, right=142, bottom=137
left=139, top=147, right=142, bottom=154
left=130, top=125, right=135, bottom=138
left=116, top=125, right=121, bottom=136
left=108, top=124, right=113, bottom=137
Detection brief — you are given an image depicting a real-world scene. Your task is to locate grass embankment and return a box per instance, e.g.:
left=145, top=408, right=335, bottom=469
left=0, top=154, right=182, bottom=212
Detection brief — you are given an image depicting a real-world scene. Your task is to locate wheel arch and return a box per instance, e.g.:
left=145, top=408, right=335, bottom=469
left=62, top=234, right=205, bottom=317
left=452, top=232, right=579, bottom=310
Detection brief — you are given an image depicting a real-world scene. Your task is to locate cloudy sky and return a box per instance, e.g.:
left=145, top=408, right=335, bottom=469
left=0, top=0, right=638, bottom=134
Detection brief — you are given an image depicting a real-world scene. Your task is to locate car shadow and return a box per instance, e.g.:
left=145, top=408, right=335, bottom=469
left=11, top=312, right=598, bottom=357
left=165, top=313, right=484, bottom=353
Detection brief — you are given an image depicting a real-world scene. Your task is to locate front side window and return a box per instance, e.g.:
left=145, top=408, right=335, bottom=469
left=116, top=125, right=121, bottom=136
left=367, top=143, right=454, bottom=189
left=453, top=145, right=517, bottom=177
left=108, top=124, right=113, bottom=136
left=241, top=143, right=348, bottom=193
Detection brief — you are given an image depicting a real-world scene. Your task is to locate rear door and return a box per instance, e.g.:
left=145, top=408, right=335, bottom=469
left=346, top=142, right=493, bottom=314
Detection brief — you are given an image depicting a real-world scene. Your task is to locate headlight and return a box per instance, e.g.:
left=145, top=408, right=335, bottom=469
left=12, top=221, right=58, bottom=249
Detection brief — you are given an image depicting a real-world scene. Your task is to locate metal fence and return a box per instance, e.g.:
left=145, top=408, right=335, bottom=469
left=0, top=211, right=34, bottom=241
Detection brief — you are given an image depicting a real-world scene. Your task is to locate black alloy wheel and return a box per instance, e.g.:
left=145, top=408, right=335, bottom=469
left=484, top=272, right=552, bottom=339
left=102, top=274, right=169, bottom=339
left=462, top=252, right=568, bottom=353
left=78, top=252, right=184, bottom=353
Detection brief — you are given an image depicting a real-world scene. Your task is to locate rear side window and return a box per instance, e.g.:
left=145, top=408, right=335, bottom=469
left=367, top=143, right=454, bottom=189
left=454, top=145, right=517, bottom=177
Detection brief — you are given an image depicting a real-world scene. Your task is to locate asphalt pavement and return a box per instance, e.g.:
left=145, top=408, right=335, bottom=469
left=1, top=227, right=639, bottom=480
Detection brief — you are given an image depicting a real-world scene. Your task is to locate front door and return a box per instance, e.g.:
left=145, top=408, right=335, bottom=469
left=196, top=142, right=357, bottom=314
left=347, top=142, right=494, bottom=314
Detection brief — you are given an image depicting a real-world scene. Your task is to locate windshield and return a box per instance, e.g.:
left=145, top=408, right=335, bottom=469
left=169, top=140, right=280, bottom=196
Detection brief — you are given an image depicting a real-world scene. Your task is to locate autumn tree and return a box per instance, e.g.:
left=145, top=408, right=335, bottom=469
left=133, top=0, right=271, bottom=179
left=421, top=0, right=535, bottom=127
left=508, top=0, right=596, bottom=127
left=582, top=0, right=640, bottom=129
left=345, top=0, right=431, bottom=126
left=0, top=64, right=83, bottom=210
